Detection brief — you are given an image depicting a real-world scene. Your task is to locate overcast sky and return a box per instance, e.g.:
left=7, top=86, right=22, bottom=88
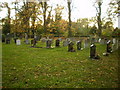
left=0, top=0, right=118, bottom=27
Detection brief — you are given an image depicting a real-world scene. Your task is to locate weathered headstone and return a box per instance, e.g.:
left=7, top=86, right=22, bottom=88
left=2, top=34, right=5, bottom=42
left=63, top=40, right=69, bottom=46
left=100, top=38, right=104, bottom=44
left=77, top=41, right=82, bottom=50
left=46, top=39, right=52, bottom=48
left=90, top=44, right=96, bottom=59
left=41, top=38, right=47, bottom=43
left=6, top=33, right=11, bottom=44
left=84, top=39, right=89, bottom=48
left=106, top=40, right=112, bottom=53
left=90, top=44, right=100, bottom=59
left=14, top=37, right=18, bottom=44
left=16, top=39, right=21, bottom=45
left=25, top=39, right=30, bottom=44
left=68, top=41, right=75, bottom=52
left=56, top=39, right=60, bottom=47
left=31, top=39, right=37, bottom=47
left=91, top=38, right=95, bottom=44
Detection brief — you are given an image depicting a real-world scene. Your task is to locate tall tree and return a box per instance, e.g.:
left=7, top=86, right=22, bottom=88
left=94, top=0, right=103, bottom=37
left=67, top=0, right=72, bottom=37
left=40, top=1, right=47, bottom=34
left=0, top=2, right=11, bottom=35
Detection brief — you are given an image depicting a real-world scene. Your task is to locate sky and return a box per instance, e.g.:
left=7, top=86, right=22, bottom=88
left=0, top=0, right=118, bottom=27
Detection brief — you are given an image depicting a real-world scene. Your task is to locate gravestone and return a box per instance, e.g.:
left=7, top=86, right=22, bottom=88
left=14, top=37, right=18, bottom=44
left=91, top=38, right=95, bottom=44
left=104, top=38, right=108, bottom=44
left=63, top=40, right=69, bottom=46
left=77, top=41, right=82, bottom=50
left=84, top=39, right=89, bottom=48
left=90, top=44, right=96, bottom=59
left=68, top=41, right=75, bottom=52
left=31, top=39, right=37, bottom=47
left=56, top=39, right=60, bottom=47
left=2, top=34, right=5, bottom=42
left=6, top=33, right=11, bottom=44
left=25, top=39, right=30, bottom=44
left=90, top=44, right=100, bottom=59
left=41, top=38, right=47, bottom=43
left=46, top=39, right=52, bottom=48
left=16, top=39, right=21, bottom=45
left=106, top=40, right=112, bottom=53
left=100, top=38, right=104, bottom=44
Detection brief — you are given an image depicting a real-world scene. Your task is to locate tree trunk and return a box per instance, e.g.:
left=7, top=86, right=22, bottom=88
left=68, top=1, right=72, bottom=37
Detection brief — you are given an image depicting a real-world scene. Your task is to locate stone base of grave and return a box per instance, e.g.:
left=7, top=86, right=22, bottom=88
left=30, top=46, right=43, bottom=48
left=89, top=54, right=100, bottom=60
left=103, top=53, right=109, bottom=56
left=68, top=49, right=76, bottom=52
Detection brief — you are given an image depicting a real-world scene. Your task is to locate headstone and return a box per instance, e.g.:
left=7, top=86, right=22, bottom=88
left=16, top=39, right=21, bottom=45
left=2, top=34, right=5, bottom=42
left=31, top=39, right=37, bottom=47
left=25, top=39, right=30, bottom=44
left=98, top=38, right=101, bottom=43
left=25, top=33, right=28, bottom=40
left=68, top=41, right=75, bottom=52
left=63, top=40, right=69, bottom=46
left=77, top=41, right=82, bottom=50
left=46, top=39, right=52, bottom=48
left=100, top=38, right=104, bottom=44
left=41, top=38, right=46, bottom=43
left=91, top=38, right=95, bottom=44
left=6, top=33, right=11, bottom=44
left=84, top=39, right=89, bottom=48
left=90, top=44, right=100, bottom=59
left=106, top=40, right=112, bottom=53
left=14, top=37, right=18, bottom=44
left=90, top=44, right=96, bottom=59
left=56, top=39, right=60, bottom=47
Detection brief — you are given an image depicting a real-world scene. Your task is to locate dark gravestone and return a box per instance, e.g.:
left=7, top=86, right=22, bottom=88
left=14, top=37, right=18, bottom=44
left=106, top=40, right=112, bottom=53
left=31, top=39, right=37, bottom=47
left=56, top=39, right=60, bottom=47
left=90, top=44, right=96, bottom=59
left=90, top=44, right=100, bottom=59
left=2, top=34, right=5, bottom=42
left=68, top=41, right=75, bottom=52
left=6, top=33, right=11, bottom=44
left=77, top=41, right=82, bottom=50
left=46, top=39, right=52, bottom=48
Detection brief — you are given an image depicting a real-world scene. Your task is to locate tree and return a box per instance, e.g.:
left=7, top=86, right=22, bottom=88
left=0, top=2, right=11, bottom=35
left=67, top=0, right=72, bottom=37
left=94, top=0, right=103, bottom=37
left=40, top=1, right=48, bottom=34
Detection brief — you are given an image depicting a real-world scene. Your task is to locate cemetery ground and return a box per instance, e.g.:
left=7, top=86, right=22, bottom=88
left=2, top=40, right=119, bottom=88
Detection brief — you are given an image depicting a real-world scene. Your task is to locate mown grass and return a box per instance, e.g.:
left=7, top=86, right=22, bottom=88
left=2, top=40, right=119, bottom=88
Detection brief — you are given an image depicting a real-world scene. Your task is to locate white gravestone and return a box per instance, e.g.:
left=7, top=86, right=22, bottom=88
left=16, top=39, right=21, bottom=45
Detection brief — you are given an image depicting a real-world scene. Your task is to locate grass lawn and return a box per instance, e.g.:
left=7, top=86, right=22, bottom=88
left=2, top=40, right=119, bottom=88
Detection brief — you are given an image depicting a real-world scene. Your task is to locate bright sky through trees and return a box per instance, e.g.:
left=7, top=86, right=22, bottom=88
left=0, top=0, right=118, bottom=27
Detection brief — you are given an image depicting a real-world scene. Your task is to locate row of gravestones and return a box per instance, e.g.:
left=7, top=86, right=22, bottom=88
left=2, top=35, right=120, bottom=59
left=3, top=35, right=120, bottom=51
